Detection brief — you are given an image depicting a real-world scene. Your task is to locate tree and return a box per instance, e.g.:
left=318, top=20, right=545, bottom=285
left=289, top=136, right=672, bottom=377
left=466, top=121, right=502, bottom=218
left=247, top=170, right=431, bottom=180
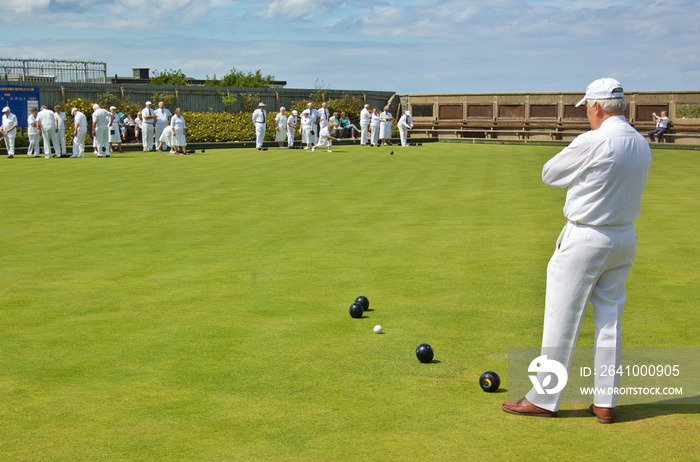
left=150, top=69, right=188, bottom=86
left=205, top=67, right=275, bottom=88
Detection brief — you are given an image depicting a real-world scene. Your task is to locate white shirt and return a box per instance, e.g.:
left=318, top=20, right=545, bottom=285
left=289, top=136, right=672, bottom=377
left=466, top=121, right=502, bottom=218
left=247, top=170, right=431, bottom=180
left=318, top=107, right=329, bottom=122
left=275, top=112, right=287, bottom=129
left=28, top=114, right=38, bottom=135
left=656, top=115, right=670, bottom=129
left=170, top=114, right=186, bottom=130
left=360, top=108, right=371, bottom=124
left=287, top=115, right=297, bottom=128
left=2, top=112, right=17, bottom=132
left=370, top=113, right=380, bottom=125
left=93, top=108, right=110, bottom=127
left=542, top=115, right=652, bottom=226
left=300, top=115, right=312, bottom=129
left=37, top=108, right=56, bottom=130
left=56, top=111, right=66, bottom=131
left=155, top=107, right=172, bottom=126
left=73, top=111, right=88, bottom=134
left=398, top=114, right=413, bottom=128
left=252, top=108, right=267, bottom=124
left=141, top=107, right=155, bottom=125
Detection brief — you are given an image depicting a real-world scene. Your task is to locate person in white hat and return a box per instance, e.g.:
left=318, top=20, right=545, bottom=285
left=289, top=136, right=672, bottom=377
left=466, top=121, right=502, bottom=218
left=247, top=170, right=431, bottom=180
left=286, top=109, right=298, bottom=148
left=502, top=78, right=652, bottom=424
left=36, top=105, right=61, bottom=158
left=54, top=105, right=67, bottom=157
left=154, top=101, right=172, bottom=151
left=108, top=106, right=123, bottom=153
left=300, top=109, right=313, bottom=149
left=70, top=107, right=88, bottom=157
left=274, top=107, right=287, bottom=149
left=141, top=101, right=156, bottom=151
left=252, top=102, right=267, bottom=150
left=1, top=106, right=18, bottom=158
left=397, top=110, right=414, bottom=147
left=92, top=103, right=111, bottom=157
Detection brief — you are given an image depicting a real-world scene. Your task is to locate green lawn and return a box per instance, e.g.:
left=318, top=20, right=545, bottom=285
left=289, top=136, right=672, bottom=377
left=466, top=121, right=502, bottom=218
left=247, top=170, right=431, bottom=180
left=1, top=143, right=698, bottom=461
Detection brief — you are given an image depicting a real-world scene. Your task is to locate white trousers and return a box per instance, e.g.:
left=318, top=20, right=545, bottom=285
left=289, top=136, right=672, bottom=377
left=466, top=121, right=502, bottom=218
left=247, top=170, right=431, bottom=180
left=4, top=131, right=15, bottom=155
left=58, top=128, right=67, bottom=156
left=360, top=122, right=369, bottom=145
left=255, top=122, right=266, bottom=148
left=155, top=124, right=168, bottom=150
left=399, top=126, right=409, bottom=146
left=287, top=127, right=295, bottom=147
left=94, top=125, right=109, bottom=155
left=370, top=124, right=380, bottom=145
left=526, top=222, right=637, bottom=411
left=142, top=123, right=154, bottom=151
left=42, top=128, right=61, bottom=157
left=27, top=134, right=40, bottom=156
left=72, top=131, right=87, bottom=157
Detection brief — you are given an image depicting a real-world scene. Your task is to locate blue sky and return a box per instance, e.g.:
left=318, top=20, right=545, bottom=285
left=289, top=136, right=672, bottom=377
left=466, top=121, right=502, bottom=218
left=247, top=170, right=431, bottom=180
left=1, top=0, right=698, bottom=94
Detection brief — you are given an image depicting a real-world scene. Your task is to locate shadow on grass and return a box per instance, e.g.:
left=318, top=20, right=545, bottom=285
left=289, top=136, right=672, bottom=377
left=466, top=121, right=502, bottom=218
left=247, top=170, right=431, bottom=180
left=558, top=396, right=700, bottom=422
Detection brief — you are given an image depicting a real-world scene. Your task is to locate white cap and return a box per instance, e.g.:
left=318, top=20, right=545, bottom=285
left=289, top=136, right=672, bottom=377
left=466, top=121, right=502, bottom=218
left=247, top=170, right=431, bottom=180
left=292, top=110, right=298, bottom=115
left=405, top=111, right=411, bottom=116
left=110, top=106, right=117, bottom=111
left=92, top=103, right=100, bottom=110
left=301, top=109, right=309, bottom=115
left=71, top=108, right=78, bottom=115
left=145, top=101, right=152, bottom=105
left=2, top=106, right=9, bottom=112
left=575, top=78, right=625, bottom=107
left=259, top=102, right=266, bottom=107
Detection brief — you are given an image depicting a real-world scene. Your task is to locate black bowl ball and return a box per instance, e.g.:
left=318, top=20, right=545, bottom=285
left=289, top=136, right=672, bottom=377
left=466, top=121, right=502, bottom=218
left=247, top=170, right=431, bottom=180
left=415, top=343, right=434, bottom=363
left=355, top=296, right=369, bottom=311
left=349, top=303, right=364, bottom=318
left=479, top=371, right=501, bottom=392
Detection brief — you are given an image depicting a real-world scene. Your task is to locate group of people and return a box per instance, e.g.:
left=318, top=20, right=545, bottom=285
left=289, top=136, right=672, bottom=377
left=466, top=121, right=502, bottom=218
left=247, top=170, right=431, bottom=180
left=252, top=102, right=415, bottom=152
left=0, top=100, right=188, bottom=159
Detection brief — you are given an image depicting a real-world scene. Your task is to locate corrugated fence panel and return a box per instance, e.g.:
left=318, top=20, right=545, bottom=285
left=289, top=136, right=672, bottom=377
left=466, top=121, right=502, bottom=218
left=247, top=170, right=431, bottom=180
left=11, top=81, right=395, bottom=113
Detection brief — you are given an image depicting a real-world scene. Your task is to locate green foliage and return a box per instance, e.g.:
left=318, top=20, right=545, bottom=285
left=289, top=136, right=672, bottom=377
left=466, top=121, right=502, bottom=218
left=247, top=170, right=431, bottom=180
left=309, top=78, right=331, bottom=103
left=205, top=67, right=275, bottom=88
left=239, top=92, right=261, bottom=113
left=150, top=68, right=188, bottom=86
left=151, top=92, right=176, bottom=109
left=216, top=91, right=238, bottom=113
left=676, top=104, right=700, bottom=119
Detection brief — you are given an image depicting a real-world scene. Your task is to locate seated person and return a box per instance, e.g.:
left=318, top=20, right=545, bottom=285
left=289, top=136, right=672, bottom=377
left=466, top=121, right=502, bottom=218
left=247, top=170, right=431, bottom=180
left=328, top=112, right=343, bottom=137
left=122, top=112, right=136, bottom=142
left=339, top=111, right=361, bottom=140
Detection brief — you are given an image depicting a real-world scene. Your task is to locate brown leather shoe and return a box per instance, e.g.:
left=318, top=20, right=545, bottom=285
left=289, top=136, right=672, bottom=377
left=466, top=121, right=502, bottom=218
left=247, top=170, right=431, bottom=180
left=502, top=397, right=557, bottom=417
left=589, top=404, right=615, bottom=424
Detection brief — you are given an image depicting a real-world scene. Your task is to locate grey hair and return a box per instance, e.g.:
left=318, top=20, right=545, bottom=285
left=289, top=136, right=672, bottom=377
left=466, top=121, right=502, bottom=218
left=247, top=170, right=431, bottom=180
left=588, top=98, right=627, bottom=113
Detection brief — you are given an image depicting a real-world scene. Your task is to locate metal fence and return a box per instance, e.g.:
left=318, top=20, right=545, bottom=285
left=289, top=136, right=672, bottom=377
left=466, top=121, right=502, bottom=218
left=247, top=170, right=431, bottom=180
left=0, top=59, right=106, bottom=83
left=5, top=80, right=395, bottom=114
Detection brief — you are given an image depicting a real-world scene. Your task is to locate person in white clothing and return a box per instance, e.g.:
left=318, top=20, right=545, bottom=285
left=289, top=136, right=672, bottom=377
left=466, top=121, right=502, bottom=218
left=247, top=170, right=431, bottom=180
left=275, top=107, right=287, bottom=148
left=252, top=102, right=267, bottom=150
left=501, top=78, right=652, bottom=424
left=27, top=107, right=40, bottom=157
left=370, top=108, right=380, bottom=146
left=286, top=110, right=298, bottom=148
left=54, top=105, right=67, bottom=157
left=311, top=122, right=338, bottom=152
left=1, top=106, right=18, bottom=158
left=379, top=106, right=393, bottom=146
left=141, top=101, right=156, bottom=151
left=359, top=104, right=371, bottom=145
left=170, top=107, right=187, bottom=154
left=154, top=101, right=172, bottom=151
left=318, top=102, right=329, bottom=130
left=648, top=111, right=669, bottom=143
left=306, top=103, right=319, bottom=145
left=397, top=111, right=414, bottom=147
left=92, top=103, right=111, bottom=157
left=37, top=105, right=61, bottom=158
left=300, top=110, right=313, bottom=149
left=108, top=106, right=123, bottom=153
left=70, top=108, right=88, bottom=157
left=156, top=126, right=176, bottom=153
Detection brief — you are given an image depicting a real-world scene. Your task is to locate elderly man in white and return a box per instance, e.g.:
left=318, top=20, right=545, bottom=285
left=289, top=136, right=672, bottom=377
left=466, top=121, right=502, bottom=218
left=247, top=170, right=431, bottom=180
left=397, top=111, right=414, bottom=147
left=92, top=103, right=111, bottom=157
left=36, top=105, right=61, bottom=158
left=359, top=104, right=371, bottom=146
left=154, top=101, right=172, bottom=151
left=54, top=105, right=68, bottom=157
left=318, top=102, right=330, bottom=131
left=1, top=106, right=18, bottom=158
left=70, top=107, right=88, bottom=158
left=141, top=101, right=156, bottom=151
left=252, top=102, right=267, bottom=150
